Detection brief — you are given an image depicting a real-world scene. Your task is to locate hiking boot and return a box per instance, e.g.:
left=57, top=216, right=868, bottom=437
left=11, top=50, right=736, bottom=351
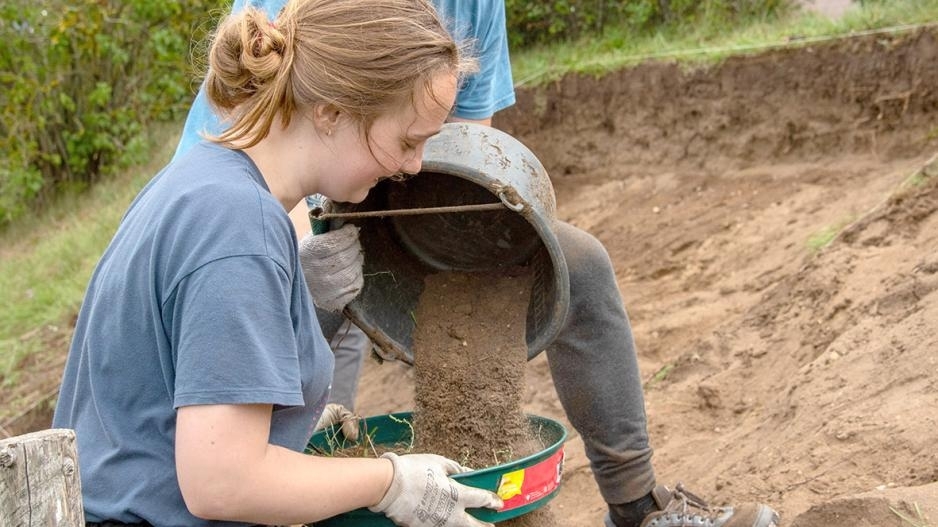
left=604, top=483, right=780, bottom=527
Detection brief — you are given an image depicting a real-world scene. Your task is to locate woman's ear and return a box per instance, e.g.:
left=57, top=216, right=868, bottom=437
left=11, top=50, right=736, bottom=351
left=311, top=103, right=343, bottom=137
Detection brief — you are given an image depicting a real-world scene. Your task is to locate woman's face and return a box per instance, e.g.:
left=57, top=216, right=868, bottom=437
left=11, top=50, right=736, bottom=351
left=319, top=71, right=458, bottom=204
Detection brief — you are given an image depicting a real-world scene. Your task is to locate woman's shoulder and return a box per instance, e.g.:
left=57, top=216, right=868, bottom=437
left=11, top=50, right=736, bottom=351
left=163, top=143, right=273, bottom=210
left=142, top=144, right=294, bottom=259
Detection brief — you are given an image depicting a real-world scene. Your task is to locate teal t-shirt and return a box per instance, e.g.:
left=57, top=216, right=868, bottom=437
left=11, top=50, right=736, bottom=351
left=53, top=142, right=334, bottom=525
left=435, top=0, right=516, bottom=119
left=172, top=0, right=516, bottom=161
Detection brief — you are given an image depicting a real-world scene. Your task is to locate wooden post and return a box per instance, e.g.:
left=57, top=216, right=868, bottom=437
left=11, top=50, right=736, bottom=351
left=0, top=429, right=84, bottom=527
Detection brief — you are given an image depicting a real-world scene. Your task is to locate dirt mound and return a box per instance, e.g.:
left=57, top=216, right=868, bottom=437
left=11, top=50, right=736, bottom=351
left=790, top=482, right=938, bottom=527
left=356, top=27, right=938, bottom=526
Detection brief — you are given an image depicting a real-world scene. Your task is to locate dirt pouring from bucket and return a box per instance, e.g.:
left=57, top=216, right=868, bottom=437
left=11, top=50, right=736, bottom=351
left=412, top=269, right=560, bottom=526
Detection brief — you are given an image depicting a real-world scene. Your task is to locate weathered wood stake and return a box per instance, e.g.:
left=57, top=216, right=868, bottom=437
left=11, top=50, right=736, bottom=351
left=1, top=429, right=84, bottom=527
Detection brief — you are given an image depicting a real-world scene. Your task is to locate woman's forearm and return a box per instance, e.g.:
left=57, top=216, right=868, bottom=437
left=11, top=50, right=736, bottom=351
left=176, top=403, right=393, bottom=524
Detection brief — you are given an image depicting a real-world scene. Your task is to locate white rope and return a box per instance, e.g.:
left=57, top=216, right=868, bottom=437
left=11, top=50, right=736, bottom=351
left=514, top=21, right=938, bottom=87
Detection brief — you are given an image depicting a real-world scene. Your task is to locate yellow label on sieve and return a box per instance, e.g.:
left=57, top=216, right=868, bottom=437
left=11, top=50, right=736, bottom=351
left=497, top=469, right=526, bottom=500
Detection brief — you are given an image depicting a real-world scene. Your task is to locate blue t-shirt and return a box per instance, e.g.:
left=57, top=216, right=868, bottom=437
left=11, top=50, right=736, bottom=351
left=52, top=142, right=334, bottom=526
left=172, top=0, right=515, bottom=161
left=436, top=0, right=516, bottom=120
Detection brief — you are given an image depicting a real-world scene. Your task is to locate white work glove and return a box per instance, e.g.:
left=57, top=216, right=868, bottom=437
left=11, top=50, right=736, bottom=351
left=314, top=403, right=361, bottom=442
left=299, top=224, right=364, bottom=312
left=370, top=453, right=503, bottom=527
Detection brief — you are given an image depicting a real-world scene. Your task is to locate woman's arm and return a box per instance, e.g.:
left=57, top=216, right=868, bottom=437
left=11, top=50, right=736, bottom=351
left=175, top=403, right=393, bottom=524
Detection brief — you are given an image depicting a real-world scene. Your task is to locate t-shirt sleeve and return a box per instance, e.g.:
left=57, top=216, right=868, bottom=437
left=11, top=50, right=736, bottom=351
left=452, top=0, right=516, bottom=120
left=168, top=254, right=305, bottom=408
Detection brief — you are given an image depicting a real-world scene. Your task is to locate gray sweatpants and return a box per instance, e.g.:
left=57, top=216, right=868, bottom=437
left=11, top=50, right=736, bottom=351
left=319, top=221, right=656, bottom=505
left=327, top=319, right=370, bottom=411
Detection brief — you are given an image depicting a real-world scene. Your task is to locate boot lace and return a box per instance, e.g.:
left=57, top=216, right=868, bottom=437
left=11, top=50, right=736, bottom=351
left=649, top=483, right=723, bottom=527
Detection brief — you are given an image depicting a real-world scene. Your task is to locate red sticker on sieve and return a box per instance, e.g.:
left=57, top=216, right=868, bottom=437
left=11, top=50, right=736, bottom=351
left=496, top=447, right=565, bottom=511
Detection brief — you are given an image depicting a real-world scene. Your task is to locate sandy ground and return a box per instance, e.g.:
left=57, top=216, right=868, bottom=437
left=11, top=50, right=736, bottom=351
left=3, top=21, right=938, bottom=527
left=353, top=28, right=938, bottom=526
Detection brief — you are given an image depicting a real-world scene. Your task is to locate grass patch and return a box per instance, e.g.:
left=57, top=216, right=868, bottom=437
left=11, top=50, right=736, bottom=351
left=645, top=363, right=675, bottom=387
left=907, top=171, right=932, bottom=188
left=0, top=123, right=180, bottom=382
left=801, top=153, right=938, bottom=258
left=904, top=154, right=938, bottom=188
left=891, top=502, right=934, bottom=527
left=0, top=339, right=44, bottom=389
left=807, top=218, right=855, bottom=252
left=511, top=0, right=938, bottom=86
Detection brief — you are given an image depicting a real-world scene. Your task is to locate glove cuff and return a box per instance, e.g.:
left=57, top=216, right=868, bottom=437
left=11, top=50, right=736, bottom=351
left=369, top=453, right=403, bottom=513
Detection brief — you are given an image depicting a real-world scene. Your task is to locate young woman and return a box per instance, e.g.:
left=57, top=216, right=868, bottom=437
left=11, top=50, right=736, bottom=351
left=52, top=1, right=501, bottom=526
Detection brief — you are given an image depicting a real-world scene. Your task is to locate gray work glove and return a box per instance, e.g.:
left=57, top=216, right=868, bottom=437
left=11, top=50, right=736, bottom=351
left=370, top=453, right=503, bottom=527
left=314, top=403, right=361, bottom=442
left=299, top=224, right=363, bottom=312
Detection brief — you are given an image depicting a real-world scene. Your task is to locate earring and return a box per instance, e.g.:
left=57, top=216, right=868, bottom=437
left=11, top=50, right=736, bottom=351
left=326, top=129, right=333, bottom=137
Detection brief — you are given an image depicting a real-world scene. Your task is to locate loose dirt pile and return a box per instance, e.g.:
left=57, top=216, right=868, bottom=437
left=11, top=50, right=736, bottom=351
left=355, top=28, right=938, bottom=526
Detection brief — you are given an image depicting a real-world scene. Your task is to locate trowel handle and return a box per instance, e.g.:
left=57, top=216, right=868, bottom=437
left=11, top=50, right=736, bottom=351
left=306, top=194, right=340, bottom=234
left=311, top=213, right=330, bottom=235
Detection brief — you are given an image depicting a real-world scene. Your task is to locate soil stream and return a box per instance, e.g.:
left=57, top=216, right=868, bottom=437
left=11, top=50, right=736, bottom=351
left=412, top=270, right=560, bottom=526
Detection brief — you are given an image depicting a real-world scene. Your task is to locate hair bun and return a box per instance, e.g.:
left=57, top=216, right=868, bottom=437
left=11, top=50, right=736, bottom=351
left=242, top=10, right=290, bottom=82
left=207, top=8, right=292, bottom=108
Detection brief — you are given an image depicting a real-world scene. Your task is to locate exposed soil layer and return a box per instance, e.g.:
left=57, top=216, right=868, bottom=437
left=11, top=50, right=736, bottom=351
left=356, top=27, right=938, bottom=526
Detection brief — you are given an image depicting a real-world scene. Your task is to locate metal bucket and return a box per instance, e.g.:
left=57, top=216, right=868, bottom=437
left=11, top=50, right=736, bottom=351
left=325, top=122, right=570, bottom=364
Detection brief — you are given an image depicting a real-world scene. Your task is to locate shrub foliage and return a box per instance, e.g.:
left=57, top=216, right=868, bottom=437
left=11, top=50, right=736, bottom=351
left=0, top=0, right=224, bottom=224
left=0, top=1, right=791, bottom=225
left=505, top=0, right=792, bottom=48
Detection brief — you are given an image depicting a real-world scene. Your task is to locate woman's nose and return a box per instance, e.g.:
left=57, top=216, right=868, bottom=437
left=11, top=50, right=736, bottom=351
left=400, top=145, right=424, bottom=174
left=400, top=158, right=422, bottom=175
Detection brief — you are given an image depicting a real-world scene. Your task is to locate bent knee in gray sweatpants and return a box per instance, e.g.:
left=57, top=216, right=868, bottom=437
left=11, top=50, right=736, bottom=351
left=546, top=221, right=656, bottom=504
left=314, top=309, right=370, bottom=410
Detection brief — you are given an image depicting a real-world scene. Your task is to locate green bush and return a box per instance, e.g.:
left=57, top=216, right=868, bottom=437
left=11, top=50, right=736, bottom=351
left=0, top=0, right=225, bottom=225
left=505, top=0, right=793, bottom=48
left=0, top=0, right=793, bottom=225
